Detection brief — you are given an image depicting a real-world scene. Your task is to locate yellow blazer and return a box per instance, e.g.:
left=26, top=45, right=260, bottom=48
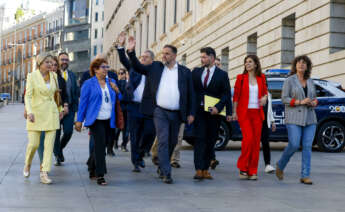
left=25, top=70, right=60, bottom=131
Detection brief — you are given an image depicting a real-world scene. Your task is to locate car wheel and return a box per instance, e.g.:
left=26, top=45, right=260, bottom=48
left=317, top=121, right=345, bottom=152
left=214, top=121, right=230, bottom=151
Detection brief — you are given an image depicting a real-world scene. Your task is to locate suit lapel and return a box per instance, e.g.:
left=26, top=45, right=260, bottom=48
left=177, top=65, right=183, bottom=94
left=207, top=68, right=218, bottom=90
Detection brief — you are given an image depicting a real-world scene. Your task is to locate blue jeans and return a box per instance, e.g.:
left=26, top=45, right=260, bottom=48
left=277, top=124, right=316, bottom=178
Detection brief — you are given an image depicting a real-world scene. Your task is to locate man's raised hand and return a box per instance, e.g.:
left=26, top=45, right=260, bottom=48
left=127, top=36, right=136, bottom=52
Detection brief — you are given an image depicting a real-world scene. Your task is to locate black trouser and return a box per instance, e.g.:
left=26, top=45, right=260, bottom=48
left=153, top=107, right=181, bottom=177
left=194, top=108, right=221, bottom=170
left=60, top=110, right=75, bottom=152
left=87, top=119, right=110, bottom=177
left=260, top=119, right=271, bottom=166
left=114, top=111, right=129, bottom=148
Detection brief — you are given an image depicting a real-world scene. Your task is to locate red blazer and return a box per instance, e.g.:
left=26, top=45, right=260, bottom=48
left=233, top=73, right=268, bottom=122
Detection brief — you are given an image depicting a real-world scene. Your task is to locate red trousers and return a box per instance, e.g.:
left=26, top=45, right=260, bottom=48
left=237, top=109, right=263, bottom=175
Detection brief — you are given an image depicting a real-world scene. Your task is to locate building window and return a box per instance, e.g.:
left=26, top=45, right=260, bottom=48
left=247, top=33, right=257, bottom=55
left=181, top=54, right=187, bottom=66
left=174, top=0, right=177, bottom=24
left=221, top=47, right=229, bottom=72
left=95, top=29, right=98, bottom=39
left=163, top=0, right=166, bottom=34
left=100, top=44, right=103, bottom=53
left=96, top=0, right=99, bottom=5
left=102, top=28, right=104, bottom=38
left=95, top=12, right=98, bottom=22
left=154, top=5, right=157, bottom=41
left=102, top=11, right=104, bottom=21
left=186, top=0, right=190, bottom=12
left=330, top=1, right=345, bottom=53
left=139, top=23, right=143, bottom=55
left=94, top=45, right=97, bottom=56
left=146, top=15, right=149, bottom=49
left=281, top=14, right=295, bottom=67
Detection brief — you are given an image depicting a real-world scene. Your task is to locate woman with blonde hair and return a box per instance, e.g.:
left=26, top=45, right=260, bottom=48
left=23, top=52, right=62, bottom=184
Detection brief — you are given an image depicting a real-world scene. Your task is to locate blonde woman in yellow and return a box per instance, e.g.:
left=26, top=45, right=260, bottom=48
left=23, top=52, right=62, bottom=184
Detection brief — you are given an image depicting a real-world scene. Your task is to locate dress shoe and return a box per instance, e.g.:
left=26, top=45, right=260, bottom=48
left=152, top=156, right=159, bottom=166
left=157, top=167, right=164, bottom=179
left=60, top=153, right=65, bottom=162
left=275, top=164, right=284, bottom=180
left=23, top=165, right=30, bottom=178
left=203, top=170, right=213, bottom=180
left=40, top=171, right=52, bottom=184
left=54, top=157, right=61, bottom=166
left=132, top=166, right=141, bottom=173
left=300, top=178, right=313, bottom=185
left=171, top=162, right=181, bottom=168
left=239, top=171, right=249, bottom=180
left=107, top=150, right=115, bottom=157
left=193, top=170, right=203, bottom=180
left=163, top=175, right=173, bottom=184
left=248, top=174, right=258, bottom=180
left=210, top=160, right=219, bottom=170
left=139, top=160, right=145, bottom=168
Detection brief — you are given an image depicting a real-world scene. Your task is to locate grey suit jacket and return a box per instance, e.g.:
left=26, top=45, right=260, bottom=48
left=281, top=74, right=317, bottom=126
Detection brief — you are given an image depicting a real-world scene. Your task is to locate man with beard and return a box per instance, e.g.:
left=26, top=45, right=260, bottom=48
left=55, top=52, right=79, bottom=164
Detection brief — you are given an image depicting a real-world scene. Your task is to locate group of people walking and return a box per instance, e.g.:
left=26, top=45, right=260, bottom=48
left=22, top=32, right=318, bottom=186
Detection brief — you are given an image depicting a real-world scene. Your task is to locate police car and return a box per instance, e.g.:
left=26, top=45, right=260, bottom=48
left=184, top=69, right=345, bottom=152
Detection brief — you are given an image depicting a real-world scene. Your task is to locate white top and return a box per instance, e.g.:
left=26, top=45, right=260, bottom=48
left=97, top=85, right=112, bottom=120
left=248, top=83, right=259, bottom=109
left=156, top=62, right=180, bottom=110
left=201, top=65, right=216, bottom=87
left=267, top=92, right=275, bottom=128
left=46, top=82, right=51, bottom=89
left=133, top=76, right=146, bottom=103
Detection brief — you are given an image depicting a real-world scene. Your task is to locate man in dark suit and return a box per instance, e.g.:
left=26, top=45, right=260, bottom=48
left=115, top=33, right=156, bottom=173
left=192, top=47, right=232, bottom=180
left=126, top=36, right=195, bottom=184
left=56, top=52, right=79, bottom=164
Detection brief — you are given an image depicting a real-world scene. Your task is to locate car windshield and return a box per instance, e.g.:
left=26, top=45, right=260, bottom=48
left=267, top=80, right=284, bottom=99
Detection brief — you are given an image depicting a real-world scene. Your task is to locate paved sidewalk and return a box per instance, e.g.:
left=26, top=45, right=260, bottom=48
left=1, top=104, right=345, bottom=212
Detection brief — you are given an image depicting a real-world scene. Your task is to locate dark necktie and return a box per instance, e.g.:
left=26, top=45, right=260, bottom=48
left=203, top=69, right=210, bottom=88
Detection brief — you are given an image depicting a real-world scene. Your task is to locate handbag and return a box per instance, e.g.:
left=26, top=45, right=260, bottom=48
left=115, top=99, right=125, bottom=130
left=53, top=75, right=62, bottom=107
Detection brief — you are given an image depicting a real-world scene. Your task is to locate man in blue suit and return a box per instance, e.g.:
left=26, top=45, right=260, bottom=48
left=126, top=36, right=196, bottom=184
left=115, top=33, right=156, bottom=173
left=56, top=52, right=79, bottom=164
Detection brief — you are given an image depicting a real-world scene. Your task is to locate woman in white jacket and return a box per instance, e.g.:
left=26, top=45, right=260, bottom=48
left=261, top=91, right=277, bottom=173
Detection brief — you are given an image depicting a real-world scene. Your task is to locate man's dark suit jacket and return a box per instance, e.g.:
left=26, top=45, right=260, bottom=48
left=127, top=50, right=196, bottom=122
left=192, top=66, right=232, bottom=116
left=66, top=70, right=80, bottom=112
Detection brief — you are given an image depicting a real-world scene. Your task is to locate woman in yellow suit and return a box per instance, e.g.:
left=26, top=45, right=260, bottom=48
left=23, top=52, right=62, bottom=184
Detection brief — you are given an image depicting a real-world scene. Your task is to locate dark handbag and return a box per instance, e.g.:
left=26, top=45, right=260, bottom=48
left=116, top=99, right=124, bottom=130
left=53, top=75, right=62, bottom=107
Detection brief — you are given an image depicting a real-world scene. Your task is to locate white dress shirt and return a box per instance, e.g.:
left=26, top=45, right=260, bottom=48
left=201, top=65, right=216, bottom=87
left=156, top=62, right=180, bottom=110
left=133, top=76, right=146, bottom=103
left=248, top=83, right=259, bottom=109
left=97, top=85, right=112, bottom=120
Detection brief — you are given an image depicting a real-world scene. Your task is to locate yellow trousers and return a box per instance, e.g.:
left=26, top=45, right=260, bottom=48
left=25, top=130, right=56, bottom=172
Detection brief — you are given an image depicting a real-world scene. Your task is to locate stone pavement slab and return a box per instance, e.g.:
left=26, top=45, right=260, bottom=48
left=1, top=104, right=345, bottom=212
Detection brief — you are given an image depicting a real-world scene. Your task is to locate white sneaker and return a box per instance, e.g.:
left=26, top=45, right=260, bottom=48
left=40, top=171, right=52, bottom=184
left=23, top=165, right=30, bottom=178
left=265, top=164, right=275, bottom=173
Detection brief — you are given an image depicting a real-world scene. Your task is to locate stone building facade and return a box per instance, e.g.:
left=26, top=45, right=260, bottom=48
left=104, top=0, right=345, bottom=85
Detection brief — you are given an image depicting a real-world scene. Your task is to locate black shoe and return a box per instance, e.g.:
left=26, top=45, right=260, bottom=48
left=210, top=160, right=219, bottom=170
left=163, top=175, right=173, bottom=184
left=171, top=162, right=181, bottom=168
left=139, top=160, right=145, bottom=168
left=157, top=167, right=164, bottom=179
left=60, top=153, right=65, bottom=162
left=152, top=157, right=159, bottom=166
left=107, top=150, right=115, bottom=157
left=54, top=157, right=61, bottom=166
left=132, top=166, right=141, bottom=173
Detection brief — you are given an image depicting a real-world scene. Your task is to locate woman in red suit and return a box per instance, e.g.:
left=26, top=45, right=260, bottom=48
left=232, top=55, right=268, bottom=180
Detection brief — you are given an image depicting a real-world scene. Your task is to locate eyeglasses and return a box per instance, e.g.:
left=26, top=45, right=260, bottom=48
left=60, top=59, right=69, bottom=62
left=100, top=65, right=110, bottom=69
left=104, top=90, right=109, bottom=103
left=119, top=72, right=125, bottom=75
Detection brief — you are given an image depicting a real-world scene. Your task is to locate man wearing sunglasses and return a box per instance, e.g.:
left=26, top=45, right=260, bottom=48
left=55, top=52, right=79, bottom=164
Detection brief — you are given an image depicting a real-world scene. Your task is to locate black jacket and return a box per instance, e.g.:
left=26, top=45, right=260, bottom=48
left=127, top=50, right=196, bottom=122
left=192, top=66, right=232, bottom=116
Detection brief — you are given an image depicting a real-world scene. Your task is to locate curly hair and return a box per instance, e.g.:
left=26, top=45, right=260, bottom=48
left=89, top=58, right=108, bottom=77
left=290, top=55, right=312, bottom=80
left=243, top=55, right=262, bottom=77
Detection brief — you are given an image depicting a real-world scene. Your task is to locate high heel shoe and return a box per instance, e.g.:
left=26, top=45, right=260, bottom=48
left=23, top=165, right=30, bottom=178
